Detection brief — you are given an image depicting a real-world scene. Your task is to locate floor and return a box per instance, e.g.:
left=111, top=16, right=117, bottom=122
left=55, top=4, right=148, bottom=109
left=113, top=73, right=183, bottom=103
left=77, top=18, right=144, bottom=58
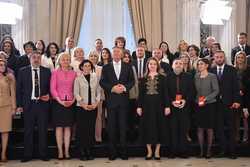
left=1, top=158, right=250, bottom=167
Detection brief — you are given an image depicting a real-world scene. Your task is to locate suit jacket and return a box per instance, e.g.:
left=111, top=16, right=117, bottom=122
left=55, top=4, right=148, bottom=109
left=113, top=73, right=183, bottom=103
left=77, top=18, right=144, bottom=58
left=132, top=50, right=152, bottom=60
left=160, top=61, right=172, bottom=75
left=131, top=57, right=148, bottom=77
left=16, top=54, right=30, bottom=74
left=16, top=65, right=51, bottom=110
left=231, top=44, right=250, bottom=64
left=210, top=64, right=240, bottom=106
left=99, top=62, right=135, bottom=109
left=6, top=54, right=19, bottom=76
left=166, top=72, right=195, bottom=105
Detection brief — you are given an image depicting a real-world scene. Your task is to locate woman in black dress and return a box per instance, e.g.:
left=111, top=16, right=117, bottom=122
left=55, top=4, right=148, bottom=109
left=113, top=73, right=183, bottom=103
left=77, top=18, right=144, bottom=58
left=194, top=58, right=219, bottom=158
left=137, top=57, right=171, bottom=160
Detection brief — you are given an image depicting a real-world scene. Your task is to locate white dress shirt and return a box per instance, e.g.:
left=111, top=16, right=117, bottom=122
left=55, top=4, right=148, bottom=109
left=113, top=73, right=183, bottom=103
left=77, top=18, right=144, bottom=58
left=137, top=58, right=144, bottom=78
left=113, top=60, right=121, bottom=80
left=216, top=64, right=225, bottom=75
left=31, top=66, right=40, bottom=100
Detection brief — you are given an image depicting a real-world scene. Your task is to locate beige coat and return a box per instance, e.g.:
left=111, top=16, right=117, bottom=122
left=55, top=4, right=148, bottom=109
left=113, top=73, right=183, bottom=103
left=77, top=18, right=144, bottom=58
left=0, top=74, right=16, bottom=132
left=74, top=72, right=101, bottom=106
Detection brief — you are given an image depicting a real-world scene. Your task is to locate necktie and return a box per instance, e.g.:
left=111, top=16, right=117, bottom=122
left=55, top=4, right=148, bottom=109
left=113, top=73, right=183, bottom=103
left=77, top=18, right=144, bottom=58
left=218, top=67, right=222, bottom=79
left=33, top=69, right=40, bottom=98
left=139, top=59, right=142, bottom=78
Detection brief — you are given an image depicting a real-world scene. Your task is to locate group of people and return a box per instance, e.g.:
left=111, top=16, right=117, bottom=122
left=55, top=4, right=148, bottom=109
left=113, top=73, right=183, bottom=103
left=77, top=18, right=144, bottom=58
left=0, top=32, right=250, bottom=163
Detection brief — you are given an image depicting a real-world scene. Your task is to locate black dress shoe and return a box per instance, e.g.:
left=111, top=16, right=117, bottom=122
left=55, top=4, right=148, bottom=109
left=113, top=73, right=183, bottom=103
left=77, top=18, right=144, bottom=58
left=229, top=154, right=237, bottom=159
left=86, top=149, right=94, bottom=160
left=108, top=154, right=117, bottom=161
left=121, top=154, right=128, bottom=160
left=154, top=156, right=161, bottom=160
left=21, top=157, right=32, bottom=163
left=80, top=156, right=87, bottom=161
left=168, top=153, right=176, bottom=159
left=40, top=157, right=50, bottom=161
left=215, top=151, right=225, bottom=158
left=179, top=154, right=189, bottom=159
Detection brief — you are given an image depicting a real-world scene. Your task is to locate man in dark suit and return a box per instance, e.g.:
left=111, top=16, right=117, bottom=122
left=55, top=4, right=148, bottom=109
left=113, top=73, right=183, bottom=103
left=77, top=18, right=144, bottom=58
left=16, top=41, right=36, bottom=73
left=167, top=58, right=195, bottom=158
left=16, top=51, right=51, bottom=162
left=231, top=32, right=250, bottom=65
left=152, top=48, right=172, bottom=74
left=132, top=38, right=151, bottom=60
left=100, top=47, right=134, bottom=160
left=211, top=50, right=241, bottom=159
left=200, top=36, right=216, bottom=58
left=131, top=46, right=148, bottom=79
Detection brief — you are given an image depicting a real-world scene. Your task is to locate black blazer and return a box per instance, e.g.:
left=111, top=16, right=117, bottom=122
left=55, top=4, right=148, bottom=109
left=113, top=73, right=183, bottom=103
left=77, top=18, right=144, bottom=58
left=131, top=58, right=148, bottom=77
left=6, top=54, right=19, bottom=76
left=160, top=61, right=172, bottom=75
left=99, top=62, right=135, bottom=109
left=231, top=44, right=250, bottom=64
left=166, top=72, right=195, bottom=105
left=132, top=50, right=152, bottom=60
left=16, top=54, right=30, bottom=74
left=210, top=64, right=240, bottom=106
left=16, top=66, right=51, bottom=110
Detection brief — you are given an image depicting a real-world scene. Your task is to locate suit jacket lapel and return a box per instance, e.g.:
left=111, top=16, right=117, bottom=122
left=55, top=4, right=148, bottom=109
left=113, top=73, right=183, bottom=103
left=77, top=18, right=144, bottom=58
left=111, top=63, right=118, bottom=81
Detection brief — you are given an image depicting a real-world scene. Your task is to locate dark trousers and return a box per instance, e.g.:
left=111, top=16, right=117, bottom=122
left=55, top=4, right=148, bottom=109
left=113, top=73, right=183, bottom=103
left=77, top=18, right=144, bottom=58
left=76, top=107, right=97, bottom=151
left=216, top=100, right=237, bottom=153
left=170, top=107, right=189, bottom=154
left=107, top=106, right=127, bottom=154
left=23, top=100, right=49, bottom=158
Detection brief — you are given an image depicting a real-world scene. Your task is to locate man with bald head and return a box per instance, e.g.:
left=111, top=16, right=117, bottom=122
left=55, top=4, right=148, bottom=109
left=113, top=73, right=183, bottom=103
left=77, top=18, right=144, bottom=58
left=152, top=48, right=172, bottom=74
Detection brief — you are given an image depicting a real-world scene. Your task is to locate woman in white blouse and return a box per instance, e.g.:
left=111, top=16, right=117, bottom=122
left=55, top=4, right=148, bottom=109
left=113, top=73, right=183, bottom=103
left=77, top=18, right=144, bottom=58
left=41, top=42, right=59, bottom=70
left=74, top=59, right=101, bottom=161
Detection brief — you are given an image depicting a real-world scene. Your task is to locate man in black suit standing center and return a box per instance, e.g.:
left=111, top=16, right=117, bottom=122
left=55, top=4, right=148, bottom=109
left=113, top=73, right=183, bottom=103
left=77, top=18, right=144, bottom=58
left=16, top=51, right=51, bottom=162
left=211, top=50, right=240, bottom=159
left=100, top=47, right=134, bottom=160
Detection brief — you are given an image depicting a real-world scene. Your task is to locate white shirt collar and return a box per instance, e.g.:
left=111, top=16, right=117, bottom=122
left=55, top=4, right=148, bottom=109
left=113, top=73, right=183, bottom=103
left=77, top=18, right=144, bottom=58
left=217, top=64, right=225, bottom=71
left=113, top=60, right=121, bottom=65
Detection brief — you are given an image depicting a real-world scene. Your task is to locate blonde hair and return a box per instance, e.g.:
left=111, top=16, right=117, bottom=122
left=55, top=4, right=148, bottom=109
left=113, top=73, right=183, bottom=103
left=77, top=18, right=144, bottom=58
left=0, top=51, right=7, bottom=61
left=177, top=40, right=188, bottom=52
left=234, top=51, right=247, bottom=70
left=88, top=50, right=99, bottom=65
left=56, top=52, right=72, bottom=69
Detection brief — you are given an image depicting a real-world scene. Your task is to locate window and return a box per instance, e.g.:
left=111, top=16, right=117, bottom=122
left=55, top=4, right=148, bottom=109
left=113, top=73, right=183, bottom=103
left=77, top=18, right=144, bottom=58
left=78, top=0, right=136, bottom=55
left=0, top=24, right=11, bottom=40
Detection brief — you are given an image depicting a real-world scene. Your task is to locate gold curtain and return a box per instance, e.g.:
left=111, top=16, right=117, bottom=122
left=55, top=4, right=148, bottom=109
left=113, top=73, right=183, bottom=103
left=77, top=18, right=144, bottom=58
left=128, top=0, right=162, bottom=50
left=49, top=0, right=85, bottom=48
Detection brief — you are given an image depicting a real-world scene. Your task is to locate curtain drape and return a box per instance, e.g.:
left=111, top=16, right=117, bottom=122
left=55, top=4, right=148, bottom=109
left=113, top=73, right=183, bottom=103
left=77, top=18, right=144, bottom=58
left=49, top=0, right=85, bottom=48
left=128, top=0, right=162, bottom=50
left=247, top=0, right=250, bottom=42
left=12, top=0, right=85, bottom=51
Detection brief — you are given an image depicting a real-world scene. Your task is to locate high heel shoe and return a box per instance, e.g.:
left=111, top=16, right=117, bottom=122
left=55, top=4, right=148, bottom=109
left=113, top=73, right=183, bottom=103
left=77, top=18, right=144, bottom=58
left=206, top=151, right=212, bottom=159
left=145, top=153, right=153, bottom=160
left=154, top=156, right=161, bottom=160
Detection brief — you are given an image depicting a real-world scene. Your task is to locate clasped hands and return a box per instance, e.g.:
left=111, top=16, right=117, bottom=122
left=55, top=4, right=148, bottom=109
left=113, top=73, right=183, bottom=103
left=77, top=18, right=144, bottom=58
left=172, top=99, right=186, bottom=109
left=111, top=84, right=126, bottom=94
left=81, top=103, right=98, bottom=111
left=136, top=107, right=171, bottom=117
